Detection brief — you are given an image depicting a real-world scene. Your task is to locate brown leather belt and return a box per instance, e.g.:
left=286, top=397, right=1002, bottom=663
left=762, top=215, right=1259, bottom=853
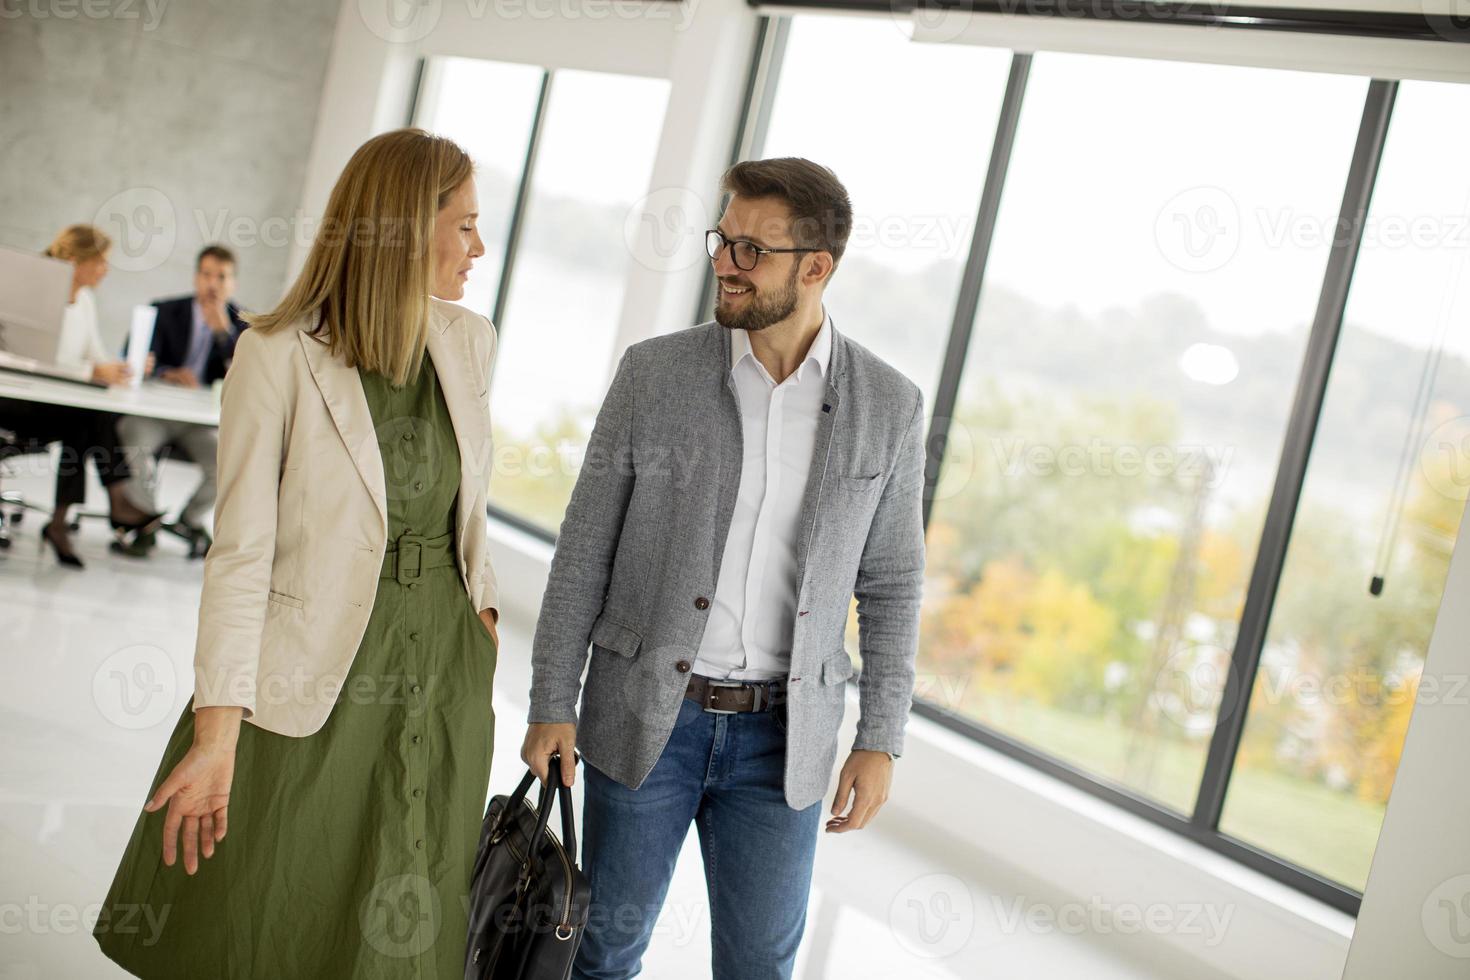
left=684, top=673, right=786, bottom=714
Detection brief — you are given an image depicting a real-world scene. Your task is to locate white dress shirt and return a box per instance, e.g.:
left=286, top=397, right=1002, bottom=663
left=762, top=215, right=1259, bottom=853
left=692, top=310, right=833, bottom=681
left=54, top=286, right=109, bottom=369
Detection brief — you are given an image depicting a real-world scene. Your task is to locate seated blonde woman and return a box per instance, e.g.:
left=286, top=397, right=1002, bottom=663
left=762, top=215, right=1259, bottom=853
left=0, top=224, right=163, bottom=567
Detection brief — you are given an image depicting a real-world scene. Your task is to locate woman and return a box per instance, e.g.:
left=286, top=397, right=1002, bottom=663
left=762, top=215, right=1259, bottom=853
left=0, top=224, right=163, bottom=567
left=93, top=129, right=502, bottom=978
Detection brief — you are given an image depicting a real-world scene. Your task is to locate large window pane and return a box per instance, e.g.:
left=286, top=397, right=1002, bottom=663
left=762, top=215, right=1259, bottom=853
left=756, top=17, right=1012, bottom=410
left=921, top=53, right=1366, bottom=814
left=415, top=57, right=543, bottom=316
left=1220, top=80, right=1470, bottom=890
left=488, top=70, right=670, bottom=532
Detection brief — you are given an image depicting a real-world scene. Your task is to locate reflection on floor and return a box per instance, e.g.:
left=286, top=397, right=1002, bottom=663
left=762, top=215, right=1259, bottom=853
left=0, top=460, right=1181, bottom=979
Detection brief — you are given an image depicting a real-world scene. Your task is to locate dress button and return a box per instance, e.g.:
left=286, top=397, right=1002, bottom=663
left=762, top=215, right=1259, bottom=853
left=675, top=660, right=691, bottom=673
left=403, top=432, right=414, bottom=442
left=409, top=582, right=419, bottom=591
left=412, top=788, right=424, bottom=799
left=694, top=597, right=710, bottom=610
left=411, top=734, right=422, bottom=744
left=413, top=481, right=424, bottom=491
left=411, top=684, right=422, bottom=695
left=414, top=839, right=424, bottom=850
left=409, top=632, right=420, bottom=642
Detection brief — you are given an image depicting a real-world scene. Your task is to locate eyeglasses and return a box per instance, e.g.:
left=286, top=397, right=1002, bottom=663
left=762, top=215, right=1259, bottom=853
left=705, top=229, right=821, bottom=272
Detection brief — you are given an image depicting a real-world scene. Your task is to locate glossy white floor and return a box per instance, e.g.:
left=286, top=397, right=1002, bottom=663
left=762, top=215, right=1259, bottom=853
left=0, top=456, right=1183, bottom=979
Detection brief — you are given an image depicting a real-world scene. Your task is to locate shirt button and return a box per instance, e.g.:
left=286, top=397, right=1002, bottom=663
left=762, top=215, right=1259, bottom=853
left=694, top=597, right=710, bottom=610
left=675, top=660, right=691, bottom=673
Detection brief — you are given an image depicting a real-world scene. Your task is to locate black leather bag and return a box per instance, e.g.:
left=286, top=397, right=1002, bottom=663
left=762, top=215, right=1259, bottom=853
left=465, top=755, right=591, bottom=980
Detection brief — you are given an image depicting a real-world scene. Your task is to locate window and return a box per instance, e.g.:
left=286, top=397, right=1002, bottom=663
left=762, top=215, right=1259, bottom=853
left=417, top=61, right=671, bottom=535
left=414, top=57, right=543, bottom=316
left=921, top=52, right=1367, bottom=815
left=1218, top=79, right=1470, bottom=890
left=754, top=16, right=1012, bottom=411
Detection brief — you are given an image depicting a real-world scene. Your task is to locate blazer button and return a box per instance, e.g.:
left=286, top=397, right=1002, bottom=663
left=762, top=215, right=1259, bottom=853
left=675, top=660, right=691, bottom=673
left=694, top=596, right=710, bottom=610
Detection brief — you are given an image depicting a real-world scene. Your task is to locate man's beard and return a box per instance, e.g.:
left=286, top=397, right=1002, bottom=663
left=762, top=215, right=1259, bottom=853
left=713, top=262, right=799, bottom=333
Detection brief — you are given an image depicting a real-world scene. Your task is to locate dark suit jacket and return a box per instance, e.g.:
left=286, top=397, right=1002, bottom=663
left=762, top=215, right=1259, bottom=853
left=143, top=295, right=250, bottom=385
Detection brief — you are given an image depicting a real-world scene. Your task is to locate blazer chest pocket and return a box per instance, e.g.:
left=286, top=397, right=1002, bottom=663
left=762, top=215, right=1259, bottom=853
left=267, top=589, right=305, bottom=610
left=590, top=615, right=643, bottom=659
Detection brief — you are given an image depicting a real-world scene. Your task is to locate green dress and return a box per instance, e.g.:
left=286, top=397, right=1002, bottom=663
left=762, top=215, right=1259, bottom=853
left=95, top=353, right=498, bottom=979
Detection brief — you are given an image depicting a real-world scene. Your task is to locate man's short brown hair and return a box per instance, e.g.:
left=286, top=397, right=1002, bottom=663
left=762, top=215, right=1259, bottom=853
left=197, top=244, right=236, bottom=270
left=720, top=158, right=853, bottom=275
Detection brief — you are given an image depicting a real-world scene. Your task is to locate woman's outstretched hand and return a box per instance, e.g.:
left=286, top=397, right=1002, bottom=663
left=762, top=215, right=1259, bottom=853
left=144, top=706, right=242, bottom=874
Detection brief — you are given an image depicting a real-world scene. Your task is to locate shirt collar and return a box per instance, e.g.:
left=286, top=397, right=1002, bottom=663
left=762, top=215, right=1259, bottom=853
left=731, top=307, right=833, bottom=385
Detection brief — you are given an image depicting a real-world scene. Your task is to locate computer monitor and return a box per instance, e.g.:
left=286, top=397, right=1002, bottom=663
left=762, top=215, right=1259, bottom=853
left=0, top=246, right=72, bottom=363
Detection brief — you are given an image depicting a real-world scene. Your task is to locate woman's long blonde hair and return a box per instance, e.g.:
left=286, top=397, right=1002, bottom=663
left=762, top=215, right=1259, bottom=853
left=44, top=224, right=111, bottom=263
left=247, top=128, right=474, bottom=386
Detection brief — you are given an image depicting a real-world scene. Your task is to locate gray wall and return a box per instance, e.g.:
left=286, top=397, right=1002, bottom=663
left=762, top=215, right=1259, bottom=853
left=0, top=0, right=341, bottom=350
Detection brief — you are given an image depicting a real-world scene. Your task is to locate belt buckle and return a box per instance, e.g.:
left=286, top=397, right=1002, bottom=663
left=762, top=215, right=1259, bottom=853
left=703, top=679, right=759, bottom=714
left=395, top=533, right=426, bottom=585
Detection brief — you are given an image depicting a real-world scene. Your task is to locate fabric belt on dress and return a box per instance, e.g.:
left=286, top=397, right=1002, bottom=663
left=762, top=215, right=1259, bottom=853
left=684, top=673, right=787, bottom=714
left=379, top=530, right=457, bottom=585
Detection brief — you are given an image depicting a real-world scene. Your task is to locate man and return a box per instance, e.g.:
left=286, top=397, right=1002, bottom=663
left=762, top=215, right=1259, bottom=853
left=119, top=244, right=248, bottom=556
left=522, top=158, right=926, bottom=979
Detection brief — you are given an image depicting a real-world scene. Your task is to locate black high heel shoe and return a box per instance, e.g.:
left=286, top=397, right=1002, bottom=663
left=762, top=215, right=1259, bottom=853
left=40, top=525, right=85, bottom=569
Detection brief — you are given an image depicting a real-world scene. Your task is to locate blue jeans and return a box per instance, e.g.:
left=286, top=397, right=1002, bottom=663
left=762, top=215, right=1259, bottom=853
left=572, top=694, right=823, bottom=980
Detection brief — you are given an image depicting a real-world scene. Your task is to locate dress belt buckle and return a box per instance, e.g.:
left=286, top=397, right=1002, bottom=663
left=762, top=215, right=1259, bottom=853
left=704, top=679, right=758, bottom=714
left=394, top=533, right=426, bottom=585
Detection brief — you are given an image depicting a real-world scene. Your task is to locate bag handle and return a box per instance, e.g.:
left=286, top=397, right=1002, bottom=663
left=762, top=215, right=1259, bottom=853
left=551, top=755, right=578, bottom=858
left=489, top=752, right=582, bottom=856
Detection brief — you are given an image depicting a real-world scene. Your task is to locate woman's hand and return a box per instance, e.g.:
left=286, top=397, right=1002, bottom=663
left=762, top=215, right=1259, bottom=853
left=91, top=361, right=132, bottom=386
left=144, top=706, right=242, bottom=874
left=478, top=607, right=499, bottom=650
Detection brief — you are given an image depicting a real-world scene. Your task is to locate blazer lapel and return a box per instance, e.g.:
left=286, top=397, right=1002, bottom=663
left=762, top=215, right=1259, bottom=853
left=792, top=325, right=846, bottom=595
left=425, top=303, right=490, bottom=553
left=298, top=316, right=387, bottom=538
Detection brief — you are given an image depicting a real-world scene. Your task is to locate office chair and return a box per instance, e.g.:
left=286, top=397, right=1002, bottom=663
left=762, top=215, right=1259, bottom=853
left=0, top=426, right=55, bottom=551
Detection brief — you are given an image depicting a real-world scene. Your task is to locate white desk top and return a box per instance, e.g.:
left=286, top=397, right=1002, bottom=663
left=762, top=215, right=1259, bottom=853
left=0, top=369, right=220, bottom=426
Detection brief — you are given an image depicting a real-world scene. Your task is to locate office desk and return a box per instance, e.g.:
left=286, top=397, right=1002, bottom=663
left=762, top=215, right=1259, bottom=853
left=0, top=369, right=219, bottom=427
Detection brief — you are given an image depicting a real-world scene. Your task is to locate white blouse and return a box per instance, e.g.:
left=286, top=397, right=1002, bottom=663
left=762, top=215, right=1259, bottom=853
left=54, top=286, right=110, bottom=369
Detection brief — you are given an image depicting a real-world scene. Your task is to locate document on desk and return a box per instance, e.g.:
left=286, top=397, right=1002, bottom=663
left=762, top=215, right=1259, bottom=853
left=127, top=306, right=156, bottom=388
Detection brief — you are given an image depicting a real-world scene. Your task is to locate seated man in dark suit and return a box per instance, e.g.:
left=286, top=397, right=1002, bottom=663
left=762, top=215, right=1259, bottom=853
left=118, top=244, right=249, bottom=556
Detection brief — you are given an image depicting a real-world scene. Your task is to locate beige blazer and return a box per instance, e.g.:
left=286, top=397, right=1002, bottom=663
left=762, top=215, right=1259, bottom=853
left=192, top=297, right=500, bottom=736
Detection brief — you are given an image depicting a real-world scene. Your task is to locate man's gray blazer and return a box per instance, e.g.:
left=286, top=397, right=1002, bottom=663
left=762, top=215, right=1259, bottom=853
left=528, top=318, right=926, bottom=810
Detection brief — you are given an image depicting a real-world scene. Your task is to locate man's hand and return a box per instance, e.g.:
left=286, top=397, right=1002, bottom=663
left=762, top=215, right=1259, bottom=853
left=826, top=750, right=893, bottom=833
left=161, top=366, right=201, bottom=388
left=521, top=723, right=578, bottom=787
left=202, top=297, right=231, bottom=334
